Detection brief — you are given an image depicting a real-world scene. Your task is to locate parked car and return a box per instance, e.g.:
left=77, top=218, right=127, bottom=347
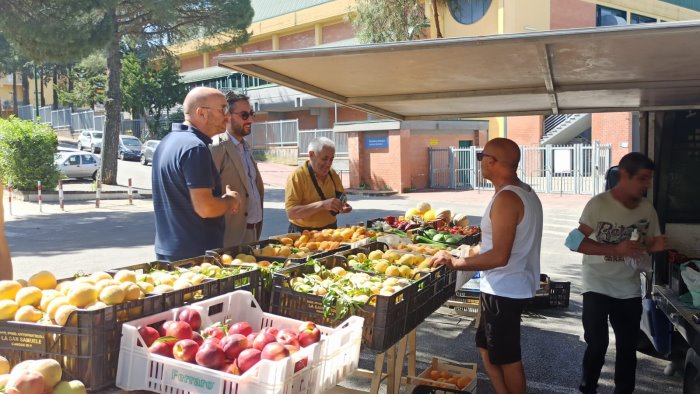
left=54, top=152, right=100, bottom=180
left=140, top=140, right=160, bottom=166
left=77, top=130, right=103, bottom=153
left=118, top=135, right=143, bottom=161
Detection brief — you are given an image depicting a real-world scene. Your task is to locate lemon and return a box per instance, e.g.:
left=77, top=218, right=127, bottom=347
left=28, top=271, right=57, bottom=290
left=0, top=300, right=19, bottom=320
left=0, top=280, right=22, bottom=301
left=67, top=283, right=98, bottom=308
left=385, top=266, right=401, bottom=277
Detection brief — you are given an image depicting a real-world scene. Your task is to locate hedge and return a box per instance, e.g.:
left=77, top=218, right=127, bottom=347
left=0, top=116, right=61, bottom=191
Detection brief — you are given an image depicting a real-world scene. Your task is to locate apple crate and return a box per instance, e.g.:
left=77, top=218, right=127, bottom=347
left=407, top=357, right=477, bottom=394
left=0, top=290, right=163, bottom=392
left=116, top=290, right=363, bottom=394
left=270, top=256, right=415, bottom=353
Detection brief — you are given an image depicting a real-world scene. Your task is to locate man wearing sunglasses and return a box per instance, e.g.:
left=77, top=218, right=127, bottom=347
left=210, top=92, right=264, bottom=246
left=152, top=87, right=241, bottom=262
left=429, top=138, right=543, bottom=394
left=285, top=137, right=351, bottom=232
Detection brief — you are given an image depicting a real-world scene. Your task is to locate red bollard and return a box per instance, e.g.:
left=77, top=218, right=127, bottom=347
left=37, top=181, right=42, bottom=213
left=7, top=181, right=12, bottom=216
left=128, top=178, right=133, bottom=205
left=58, top=180, right=64, bottom=211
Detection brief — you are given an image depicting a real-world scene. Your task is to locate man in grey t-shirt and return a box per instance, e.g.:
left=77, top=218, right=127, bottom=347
left=568, top=152, right=667, bottom=394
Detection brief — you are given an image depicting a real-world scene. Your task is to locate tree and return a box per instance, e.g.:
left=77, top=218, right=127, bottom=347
left=121, top=52, right=187, bottom=139
left=351, top=0, right=430, bottom=43
left=0, top=0, right=254, bottom=184
left=0, top=34, right=29, bottom=113
left=57, top=53, right=107, bottom=110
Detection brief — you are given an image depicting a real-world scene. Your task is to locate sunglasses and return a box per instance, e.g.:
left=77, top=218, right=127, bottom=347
left=231, top=110, right=255, bottom=120
left=201, top=105, right=230, bottom=115
left=476, top=152, right=498, bottom=162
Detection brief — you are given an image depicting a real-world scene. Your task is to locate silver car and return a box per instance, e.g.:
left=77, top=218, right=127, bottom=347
left=140, top=140, right=160, bottom=165
left=77, top=130, right=103, bottom=153
left=55, top=152, right=100, bottom=180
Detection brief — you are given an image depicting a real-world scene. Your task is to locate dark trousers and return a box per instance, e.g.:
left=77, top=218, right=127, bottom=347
left=580, top=292, right=642, bottom=394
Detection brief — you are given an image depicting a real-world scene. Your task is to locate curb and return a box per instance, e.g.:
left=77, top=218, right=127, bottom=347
left=10, top=190, right=150, bottom=202
left=345, top=189, right=398, bottom=197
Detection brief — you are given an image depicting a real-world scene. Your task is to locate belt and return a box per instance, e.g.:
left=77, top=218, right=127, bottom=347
left=246, top=221, right=261, bottom=230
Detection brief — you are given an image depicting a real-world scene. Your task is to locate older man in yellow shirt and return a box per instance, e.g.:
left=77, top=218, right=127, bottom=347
left=285, top=137, right=351, bottom=232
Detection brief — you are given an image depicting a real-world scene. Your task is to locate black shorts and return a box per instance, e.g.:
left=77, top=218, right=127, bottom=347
left=475, top=292, right=529, bottom=365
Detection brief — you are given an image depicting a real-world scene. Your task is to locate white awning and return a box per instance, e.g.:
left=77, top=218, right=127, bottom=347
left=217, top=21, right=700, bottom=120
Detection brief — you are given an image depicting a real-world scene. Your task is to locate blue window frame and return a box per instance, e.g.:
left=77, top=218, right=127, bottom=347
left=631, top=13, right=657, bottom=24
left=448, top=0, right=492, bottom=25
left=596, top=5, right=627, bottom=26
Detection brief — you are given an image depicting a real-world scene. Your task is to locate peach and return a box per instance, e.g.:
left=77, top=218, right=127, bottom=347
left=202, top=325, right=225, bottom=340
left=5, top=370, right=45, bottom=394
left=228, top=321, right=253, bottom=337
left=276, top=329, right=301, bottom=352
left=195, top=343, right=225, bottom=369
left=260, top=327, right=279, bottom=337
left=220, top=334, right=249, bottom=360
left=137, top=326, right=160, bottom=348
left=149, top=338, right=177, bottom=358
left=252, top=332, right=276, bottom=351
left=177, top=308, right=202, bottom=331
left=297, top=321, right=321, bottom=347
left=261, top=342, right=290, bottom=361
left=173, top=339, right=199, bottom=363
left=165, top=321, right=193, bottom=341
left=236, top=348, right=261, bottom=373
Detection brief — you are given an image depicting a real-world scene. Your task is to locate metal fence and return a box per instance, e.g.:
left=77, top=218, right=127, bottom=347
left=429, top=142, right=612, bottom=195
left=249, top=119, right=299, bottom=147
left=298, top=129, right=349, bottom=156
left=71, top=110, right=95, bottom=131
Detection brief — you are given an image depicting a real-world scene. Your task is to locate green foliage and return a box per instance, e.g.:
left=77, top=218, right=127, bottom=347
left=57, top=53, right=107, bottom=109
left=351, top=0, right=430, bottom=43
left=0, top=117, right=60, bottom=191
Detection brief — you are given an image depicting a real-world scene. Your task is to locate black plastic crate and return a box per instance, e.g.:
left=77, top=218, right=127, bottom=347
left=270, top=256, right=413, bottom=352
left=0, top=289, right=162, bottom=392
left=406, top=265, right=457, bottom=331
left=549, top=281, right=571, bottom=307
left=446, top=287, right=480, bottom=317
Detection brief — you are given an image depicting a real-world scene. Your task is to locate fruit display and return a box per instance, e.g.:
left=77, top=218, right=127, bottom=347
left=345, top=250, right=433, bottom=278
left=414, top=226, right=481, bottom=247
left=0, top=355, right=87, bottom=394
left=138, top=306, right=320, bottom=376
left=391, top=243, right=449, bottom=256
left=275, top=226, right=377, bottom=250
left=286, top=260, right=412, bottom=320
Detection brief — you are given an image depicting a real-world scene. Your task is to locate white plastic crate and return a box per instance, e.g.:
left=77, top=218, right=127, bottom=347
left=116, top=290, right=361, bottom=394
left=315, top=315, right=363, bottom=391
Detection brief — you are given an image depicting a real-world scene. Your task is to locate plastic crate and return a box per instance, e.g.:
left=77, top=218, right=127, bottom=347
left=444, top=288, right=480, bottom=318
left=315, top=315, right=364, bottom=391
left=549, top=281, right=571, bottom=307
left=270, top=256, right=413, bottom=353
left=407, top=266, right=458, bottom=330
left=407, top=357, right=477, bottom=394
left=116, top=291, right=362, bottom=394
left=162, top=255, right=260, bottom=301
left=0, top=292, right=163, bottom=392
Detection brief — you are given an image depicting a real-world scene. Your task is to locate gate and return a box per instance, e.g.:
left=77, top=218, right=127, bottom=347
left=429, top=142, right=612, bottom=195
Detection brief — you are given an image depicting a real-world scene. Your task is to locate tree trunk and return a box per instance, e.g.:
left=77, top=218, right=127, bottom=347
left=101, top=15, right=122, bottom=185
left=432, top=0, right=443, bottom=38
left=21, top=69, right=29, bottom=105
left=67, top=66, right=74, bottom=111
left=40, top=68, right=45, bottom=107
left=12, top=70, right=18, bottom=113
left=52, top=67, right=59, bottom=110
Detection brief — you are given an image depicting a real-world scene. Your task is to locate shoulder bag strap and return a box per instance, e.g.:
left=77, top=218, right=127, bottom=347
left=307, top=162, right=327, bottom=201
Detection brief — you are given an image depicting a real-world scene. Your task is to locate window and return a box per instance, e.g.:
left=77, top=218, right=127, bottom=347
left=67, top=156, right=80, bottom=165
left=81, top=155, right=96, bottom=165
left=631, top=13, right=656, bottom=24
left=596, top=5, right=627, bottom=26
left=448, top=0, right=492, bottom=25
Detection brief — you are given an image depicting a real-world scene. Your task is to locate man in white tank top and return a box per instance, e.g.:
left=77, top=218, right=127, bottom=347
left=430, top=138, right=543, bottom=394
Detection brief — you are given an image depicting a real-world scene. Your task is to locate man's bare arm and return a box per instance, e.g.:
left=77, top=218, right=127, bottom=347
left=190, top=186, right=240, bottom=219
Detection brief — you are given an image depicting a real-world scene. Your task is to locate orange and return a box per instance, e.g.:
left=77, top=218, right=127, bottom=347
left=429, top=370, right=440, bottom=380
left=457, top=376, right=471, bottom=389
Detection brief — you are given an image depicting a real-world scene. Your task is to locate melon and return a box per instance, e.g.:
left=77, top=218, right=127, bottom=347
left=415, top=202, right=431, bottom=214
left=422, top=209, right=436, bottom=221
left=434, top=208, right=451, bottom=221
left=452, top=213, right=469, bottom=227
left=405, top=208, right=419, bottom=220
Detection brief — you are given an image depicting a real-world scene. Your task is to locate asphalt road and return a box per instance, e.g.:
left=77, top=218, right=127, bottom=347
left=3, top=173, right=685, bottom=393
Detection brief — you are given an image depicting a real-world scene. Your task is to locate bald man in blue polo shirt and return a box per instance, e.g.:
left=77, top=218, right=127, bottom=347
left=152, top=87, right=241, bottom=262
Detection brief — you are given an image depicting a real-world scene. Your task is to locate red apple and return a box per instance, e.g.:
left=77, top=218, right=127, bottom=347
left=192, top=331, right=204, bottom=346
left=177, top=307, right=202, bottom=331
left=137, top=326, right=160, bottom=348
left=236, top=348, right=261, bottom=373
left=173, top=339, right=199, bottom=362
left=294, top=357, right=308, bottom=373
left=297, top=321, right=321, bottom=347
left=228, top=321, right=253, bottom=337
left=195, top=343, right=226, bottom=369
left=159, top=320, right=176, bottom=336
left=220, top=334, right=249, bottom=360
left=166, top=321, right=193, bottom=341
left=252, top=331, right=276, bottom=351
left=202, top=325, right=225, bottom=340
left=261, top=327, right=279, bottom=337
left=276, top=329, right=301, bottom=352
left=261, top=342, right=290, bottom=361
left=149, top=337, right=177, bottom=358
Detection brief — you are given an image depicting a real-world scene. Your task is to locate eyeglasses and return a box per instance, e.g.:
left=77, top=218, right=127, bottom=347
left=231, top=110, right=255, bottom=120
left=476, top=152, right=498, bottom=162
left=201, top=105, right=229, bottom=115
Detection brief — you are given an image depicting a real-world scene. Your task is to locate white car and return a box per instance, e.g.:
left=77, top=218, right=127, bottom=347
left=77, top=130, right=103, bottom=153
left=55, top=152, right=100, bottom=180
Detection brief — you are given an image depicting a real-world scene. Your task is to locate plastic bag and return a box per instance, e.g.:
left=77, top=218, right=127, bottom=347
left=680, top=261, right=700, bottom=307
left=624, top=254, right=652, bottom=273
